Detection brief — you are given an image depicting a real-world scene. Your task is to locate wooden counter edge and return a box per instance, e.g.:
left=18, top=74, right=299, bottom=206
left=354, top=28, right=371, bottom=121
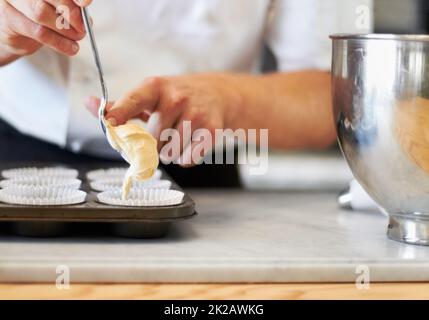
left=1, top=283, right=429, bottom=300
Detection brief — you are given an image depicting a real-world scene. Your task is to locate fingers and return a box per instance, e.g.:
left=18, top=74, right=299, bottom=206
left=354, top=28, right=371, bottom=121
left=20, top=19, right=80, bottom=56
left=155, top=94, right=187, bottom=153
left=84, top=96, right=99, bottom=116
left=158, top=100, right=214, bottom=166
left=161, top=125, right=215, bottom=167
left=6, top=0, right=84, bottom=40
left=164, top=123, right=190, bottom=164
left=85, top=96, right=114, bottom=117
left=159, top=113, right=191, bottom=160
left=45, top=0, right=87, bottom=34
left=2, top=1, right=80, bottom=56
left=106, top=77, right=162, bottom=126
left=171, top=113, right=214, bottom=167
left=85, top=96, right=151, bottom=123
left=180, top=139, right=211, bottom=167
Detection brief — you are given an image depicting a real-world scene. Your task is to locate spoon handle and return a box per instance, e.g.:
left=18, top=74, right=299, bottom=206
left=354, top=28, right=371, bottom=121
left=81, top=7, right=108, bottom=132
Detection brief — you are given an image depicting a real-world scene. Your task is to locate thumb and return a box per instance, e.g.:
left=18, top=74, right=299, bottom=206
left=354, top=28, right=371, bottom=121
left=85, top=96, right=115, bottom=118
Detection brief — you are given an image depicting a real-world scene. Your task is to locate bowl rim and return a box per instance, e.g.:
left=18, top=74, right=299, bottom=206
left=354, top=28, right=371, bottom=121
left=330, top=33, right=429, bottom=42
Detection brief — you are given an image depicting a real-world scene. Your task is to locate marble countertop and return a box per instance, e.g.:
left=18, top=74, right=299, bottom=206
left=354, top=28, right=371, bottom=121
left=1, top=190, right=429, bottom=283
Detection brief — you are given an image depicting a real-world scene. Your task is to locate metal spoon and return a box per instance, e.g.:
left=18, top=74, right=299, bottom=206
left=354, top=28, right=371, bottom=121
left=81, top=7, right=128, bottom=161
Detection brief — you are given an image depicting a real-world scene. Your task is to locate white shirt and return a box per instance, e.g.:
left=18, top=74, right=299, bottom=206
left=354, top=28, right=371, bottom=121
left=0, top=0, right=371, bottom=159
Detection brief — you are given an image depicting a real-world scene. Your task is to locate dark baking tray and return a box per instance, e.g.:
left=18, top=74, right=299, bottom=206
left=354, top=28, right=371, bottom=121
left=0, top=162, right=196, bottom=238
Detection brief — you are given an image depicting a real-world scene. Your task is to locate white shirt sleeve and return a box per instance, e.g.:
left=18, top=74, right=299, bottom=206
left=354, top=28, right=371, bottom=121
left=266, top=0, right=374, bottom=72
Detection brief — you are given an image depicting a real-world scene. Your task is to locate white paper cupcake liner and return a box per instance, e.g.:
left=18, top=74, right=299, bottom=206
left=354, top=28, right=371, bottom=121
left=2, top=167, right=79, bottom=180
left=90, top=178, right=171, bottom=192
left=97, top=189, right=184, bottom=207
left=86, top=167, right=127, bottom=180
left=0, top=177, right=81, bottom=190
left=87, top=168, right=162, bottom=181
left=0, top=187, right=87, bottom=206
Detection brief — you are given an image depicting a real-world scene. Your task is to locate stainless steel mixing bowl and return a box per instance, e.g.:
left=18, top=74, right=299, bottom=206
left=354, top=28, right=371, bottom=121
left=331, top=34, right=429, bottom=245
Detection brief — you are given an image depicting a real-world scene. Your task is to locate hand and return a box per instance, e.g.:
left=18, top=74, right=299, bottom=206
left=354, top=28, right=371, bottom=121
left=86, top=74, right=242, bottom=166
left=0, top=0, right=92, bottom=61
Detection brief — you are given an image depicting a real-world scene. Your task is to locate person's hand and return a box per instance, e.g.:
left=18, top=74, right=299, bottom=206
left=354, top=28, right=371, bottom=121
left=86, top=74, right=242, bottom=166
left=0, top=0, right=92, bottom=60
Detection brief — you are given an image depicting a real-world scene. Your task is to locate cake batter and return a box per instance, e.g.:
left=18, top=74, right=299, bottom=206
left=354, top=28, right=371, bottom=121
left=105, top=120, right=159, bottom=200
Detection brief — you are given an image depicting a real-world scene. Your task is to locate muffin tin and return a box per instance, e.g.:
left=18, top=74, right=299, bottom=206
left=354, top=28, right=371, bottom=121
left=0, top=163, right=196, bottom=238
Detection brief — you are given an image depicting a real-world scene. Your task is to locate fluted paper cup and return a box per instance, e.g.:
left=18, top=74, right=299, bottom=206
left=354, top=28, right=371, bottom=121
left=2, top=167, right=78, bottom=180
left=0, top=187, right=87, bottom=206
left=87, top=168, right=162, bottom=181
left=86, top=168, right=128, bottom=181
left=90, top=178, right=171, bottom=192
left=0, top=177, right=81, bottom=190
left=97, top=189, right=184, bottom=207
